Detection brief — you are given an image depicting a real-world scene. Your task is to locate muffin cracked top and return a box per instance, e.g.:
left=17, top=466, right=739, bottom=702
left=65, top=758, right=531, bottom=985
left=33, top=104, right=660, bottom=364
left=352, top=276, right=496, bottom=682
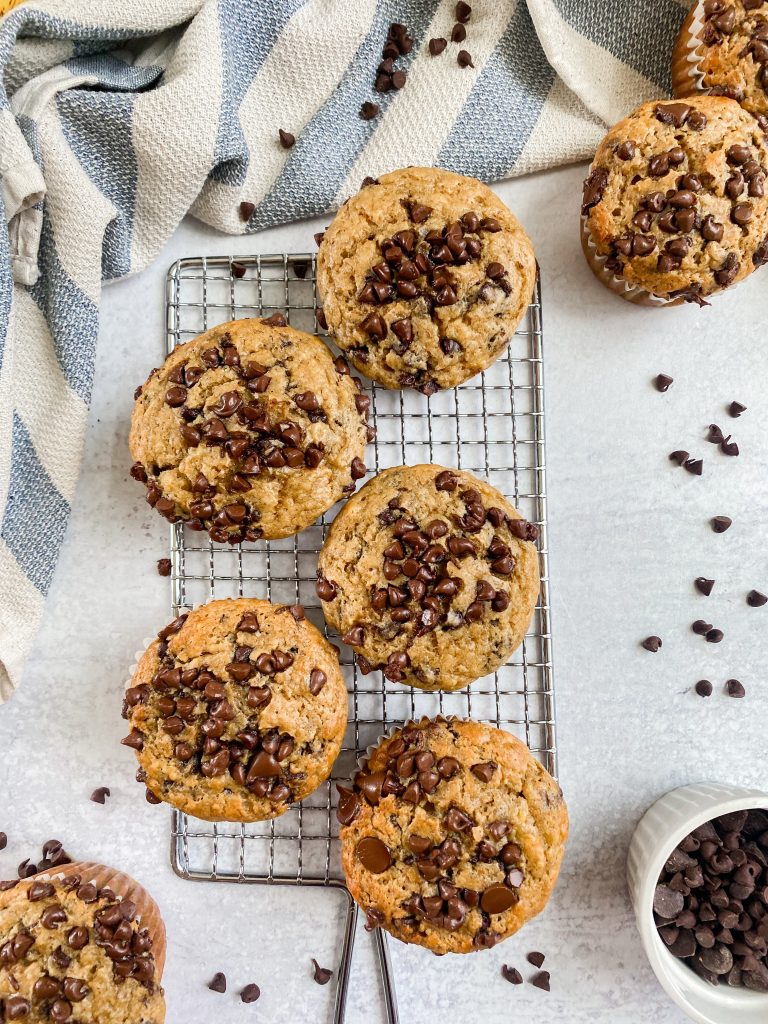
left=316, top=465, right=540, bottom=692
left=316, top=167, right=536, bottom=394
left=0, top=874, right=165, bottom=1022
left=130, top=317, right=371, bottom=542
left=337, top=718, right=568, bottom=954
left=581, top=96, right=768, bottom=304
left=122, top=599, right=348, bottom=822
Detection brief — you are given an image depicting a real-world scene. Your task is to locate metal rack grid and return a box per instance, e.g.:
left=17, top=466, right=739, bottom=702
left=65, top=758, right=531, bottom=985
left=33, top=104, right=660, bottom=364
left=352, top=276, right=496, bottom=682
left=164, top=252, right=556, bottom=1024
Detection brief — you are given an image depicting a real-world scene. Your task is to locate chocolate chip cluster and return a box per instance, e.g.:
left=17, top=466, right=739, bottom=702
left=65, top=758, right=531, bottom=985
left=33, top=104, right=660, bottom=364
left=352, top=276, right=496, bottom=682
left=350, top=200, right=511, bottom=395
left=582, top=101, right=768, bottom=303
left=336, top=723, right=526, bottom=949
left=0, top=876, right=158, bottom=1021
left=654, top=808, right=768, bottom=990
left=316, top=469, right=537, bottom=682
left=122, top=608, right=325, bottom=805
left=701, top=1, right=768, bottom=100
left=131, top=316, right=370, bottom=543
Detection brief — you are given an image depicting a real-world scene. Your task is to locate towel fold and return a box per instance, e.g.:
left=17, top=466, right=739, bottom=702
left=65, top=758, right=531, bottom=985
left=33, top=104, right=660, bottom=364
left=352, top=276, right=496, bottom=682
left=0, top=0, right=687, bottom=700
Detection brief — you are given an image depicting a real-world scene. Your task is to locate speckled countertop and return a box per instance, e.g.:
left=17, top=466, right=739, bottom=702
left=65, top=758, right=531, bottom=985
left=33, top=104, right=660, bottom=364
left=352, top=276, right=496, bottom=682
left=1, top=162, right=766, bottom=1023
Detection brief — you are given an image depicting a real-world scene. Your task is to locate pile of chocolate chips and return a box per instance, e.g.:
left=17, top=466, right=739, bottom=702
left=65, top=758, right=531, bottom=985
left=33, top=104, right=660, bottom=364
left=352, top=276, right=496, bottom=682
left=654, top=808, right=768, bottom=990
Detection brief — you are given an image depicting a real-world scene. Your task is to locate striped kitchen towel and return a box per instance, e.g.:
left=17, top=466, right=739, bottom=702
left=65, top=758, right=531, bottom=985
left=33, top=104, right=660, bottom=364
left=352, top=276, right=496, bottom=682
left=0, top=0, right=687, bottom=700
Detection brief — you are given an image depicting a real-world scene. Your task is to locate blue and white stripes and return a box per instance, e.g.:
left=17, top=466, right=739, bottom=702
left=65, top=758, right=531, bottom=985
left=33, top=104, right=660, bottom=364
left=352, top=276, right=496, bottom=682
left=0, top=0, right=687, bottom=699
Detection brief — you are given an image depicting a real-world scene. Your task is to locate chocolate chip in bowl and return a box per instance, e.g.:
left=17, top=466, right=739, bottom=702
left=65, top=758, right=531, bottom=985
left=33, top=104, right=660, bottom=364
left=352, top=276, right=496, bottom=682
left=628, top=784, right=768, bottom=1023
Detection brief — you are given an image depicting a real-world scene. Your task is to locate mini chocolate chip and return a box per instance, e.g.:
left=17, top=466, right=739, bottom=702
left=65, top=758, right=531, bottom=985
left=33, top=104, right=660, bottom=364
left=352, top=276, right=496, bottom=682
left=311, top=959, right=333, bottom=985
left=457, top=49, right=474, bottom=67
left=712, top=515, right=732, bottom=533
left=721, top=438, right=739, bottom=457
left=90, top=787, right=110, bottom=804
left=695, top=577, right=715, bottom=596
left=157, top=558, right=171, bottom=577
left=208, top=972, right=226, bottom=993
left=239, top=201, right=255, bottom=222
left=655, top=373, right=674, bottom=392
left=278, top=128, right=295, bottom=149
left=692, top=619, right=712, bottom=635
left=429, top=37, right=447, bottom=55
left=707, top=424, right=724, bottom=444
left=695, top=679, right=713, bottom=697
left=502, top=965, right=523, bottom=984
left=360, top=101, right=380, bottom=120
left=240, top=983, right=260, bottom=1003
left=451, top=23, right=467, bottom=42
left=725, top=678, right=745, bottom=698
left=684, top=458, right=703, bottom=476
left=729, top=401, right=746, bottom=417
left=231, top=261, right=246, bottom=279
left=747, top=590, right=767, bottom=607
left=705, top=628, right=724, bottom=643
left=527, top=951, right=546, bottom=968
left=531, top=971, right=551, bottom=992
left=641, top=636, right=662, bottom=652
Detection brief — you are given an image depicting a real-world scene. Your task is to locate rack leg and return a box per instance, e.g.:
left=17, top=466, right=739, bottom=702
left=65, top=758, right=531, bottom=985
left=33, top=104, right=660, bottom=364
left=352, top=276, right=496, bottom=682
left=374, top=929, right=400, bottom=1024
left=333, top=892, right=359, bottom=1024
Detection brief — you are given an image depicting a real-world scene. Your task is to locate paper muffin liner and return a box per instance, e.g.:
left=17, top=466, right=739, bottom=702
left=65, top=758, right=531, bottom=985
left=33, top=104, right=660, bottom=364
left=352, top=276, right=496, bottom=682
left=580, top=214, right=686, bottom=308
left=28, top=860, right=167, bottom=977
left=672, top=2, right=711, bottom=100
left=123, top=602, right=347, bottom=824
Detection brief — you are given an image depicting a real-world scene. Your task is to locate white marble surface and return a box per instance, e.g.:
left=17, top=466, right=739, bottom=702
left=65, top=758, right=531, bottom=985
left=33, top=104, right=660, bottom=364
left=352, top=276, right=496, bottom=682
left=2, top=162, right=767, bottom=1023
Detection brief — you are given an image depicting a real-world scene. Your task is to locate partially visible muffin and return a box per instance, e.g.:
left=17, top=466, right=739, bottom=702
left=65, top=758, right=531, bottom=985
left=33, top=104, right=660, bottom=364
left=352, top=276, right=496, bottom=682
left=122, top=599, right=348, bottom=822
left=316, top=167, right=536, bottom=395
left=673, top=1, right=768, bottom=120
left=581, top=96, right=768, bottom=305
left=316, top=464, right=540, bottom=692
left=337, top=718, right=568, bottom=954
left=130, top=317, right=370, bottom=542
left=0, top=863, right=165, bottom=1022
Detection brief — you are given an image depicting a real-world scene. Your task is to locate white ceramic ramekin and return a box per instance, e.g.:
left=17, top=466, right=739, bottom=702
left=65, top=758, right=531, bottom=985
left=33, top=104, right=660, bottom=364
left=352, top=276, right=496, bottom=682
left=627, top=783, right=768, bottom=1024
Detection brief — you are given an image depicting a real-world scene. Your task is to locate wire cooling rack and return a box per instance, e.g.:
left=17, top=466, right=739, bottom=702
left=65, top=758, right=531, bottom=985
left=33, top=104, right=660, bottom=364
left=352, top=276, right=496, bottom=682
left=164, top=253, right=555, bottom=1024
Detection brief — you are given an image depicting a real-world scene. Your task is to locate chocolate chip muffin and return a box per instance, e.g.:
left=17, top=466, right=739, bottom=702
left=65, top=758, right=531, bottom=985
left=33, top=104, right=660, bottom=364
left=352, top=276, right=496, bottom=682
left=316, top=465, right=540, bottom=692
left=129, top=316, right=371, bottom=543
left=0, top=863, right=165, bottom=1022
left=122, top=599, right=348, bottom=822
left=337, top=718, right=568, bottom=954
left=316, top=167, right=536, bottom=395
left=673, top=1, right=768, bottom=120
left=581, top=97, right=768, bottom=305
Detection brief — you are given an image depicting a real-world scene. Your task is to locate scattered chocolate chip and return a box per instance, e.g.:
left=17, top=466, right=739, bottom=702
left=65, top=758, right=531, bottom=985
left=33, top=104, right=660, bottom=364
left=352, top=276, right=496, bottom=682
left=720, top=438, right=739, bottom=457
left=695, top=679, right=713, bottom=697
left=642, top=636, right=662, bottom=652
left=457, top=49, right=474, bottom=68
left=725, top=678, right=745, bottom=698
left=527, top=951, right=546, bottom=968
left=729, top=401, right=746, bottom=418
left=231, top=261, right=246, bottom=279
left=360, top=101, right=380, bottom=120
left=747, top=590, right=767, bottom=607
left=707, top=424, right=724, bottom=444
left=531, top=971, right=551, bottom=992
left=684, top=458, right=703, bottom=476
left=278, top=129, right=295, bottom=149
left=311, top=959, right=333, bottom=985
left=669, top=450, right=689, bottom=465
left=157, top=558, right=171, bottom=577
left=240, top=983, right=260, bottom=1003
left=0, top=832, right=6, bottom=850
left=501, top=965, right=523, bottom=984
left=712, top=516, right=732, bottom=533
left=208, top=972, right=226, bottom=993
left=451, top=23, right=467, bottom=42
left=692, top=619, right=712, bottom=635
left=655, top=373, right=674, bottom=392
left=239, top=201, right=255, bottom=222
left=429, top=37, right=447, bottom=56
left=695, top=577, right=715, bottom=596
left=456, top=1, right=472, bottom=21
left=90, top=787, right=110, bottom=804
left=705, top=628, right=724, bottom=644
